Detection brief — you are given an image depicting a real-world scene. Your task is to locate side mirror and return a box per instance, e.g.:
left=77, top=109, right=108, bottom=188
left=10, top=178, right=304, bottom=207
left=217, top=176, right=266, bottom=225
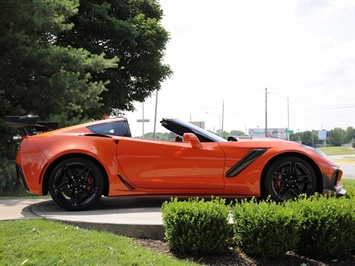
left=228, top=136, right=238, bottom=142
left=183, top=133, right=202, bottom=149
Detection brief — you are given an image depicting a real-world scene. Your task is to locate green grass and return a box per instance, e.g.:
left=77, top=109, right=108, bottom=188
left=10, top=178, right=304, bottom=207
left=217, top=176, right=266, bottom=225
left=342, top=179, right=355, bottom=186
left=0, top=219, right=197, bottom=266
left=318, top=146, right=355, bottom=156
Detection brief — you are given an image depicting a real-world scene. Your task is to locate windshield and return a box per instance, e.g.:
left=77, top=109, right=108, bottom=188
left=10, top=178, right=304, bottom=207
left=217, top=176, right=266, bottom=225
left=161, top=118, right=227, bottom=142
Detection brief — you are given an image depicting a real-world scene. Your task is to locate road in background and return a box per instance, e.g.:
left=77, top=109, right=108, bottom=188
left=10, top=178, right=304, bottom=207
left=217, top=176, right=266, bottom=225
left=338, top=163, right=355, bottom=180
left=330, top=155, right=355, bottom=180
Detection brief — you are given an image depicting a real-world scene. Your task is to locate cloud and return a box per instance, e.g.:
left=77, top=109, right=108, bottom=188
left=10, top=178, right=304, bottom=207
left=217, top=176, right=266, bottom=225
left=294, top=0, right=353, bottom=18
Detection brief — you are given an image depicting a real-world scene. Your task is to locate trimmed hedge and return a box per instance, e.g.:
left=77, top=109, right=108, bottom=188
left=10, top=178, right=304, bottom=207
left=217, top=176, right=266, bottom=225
left=233, top=199, right=301, bottom=258
left=290, top=194, right=355, bottom=258
left=161, top=197, right=231, bottom=255
left=161, top=188, right=354, bottom=259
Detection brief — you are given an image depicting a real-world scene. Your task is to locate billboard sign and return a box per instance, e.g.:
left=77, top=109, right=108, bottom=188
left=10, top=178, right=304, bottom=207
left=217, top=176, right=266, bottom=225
left=249, top=128, right=287, bottom=140
left=318, top=130, right=327, bottom=140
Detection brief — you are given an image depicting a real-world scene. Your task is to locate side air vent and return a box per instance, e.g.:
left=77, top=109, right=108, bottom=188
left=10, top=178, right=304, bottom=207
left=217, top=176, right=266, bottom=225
left=117, top=174, right=135, bottom=190
left=226, top=149, right=267, bottom=177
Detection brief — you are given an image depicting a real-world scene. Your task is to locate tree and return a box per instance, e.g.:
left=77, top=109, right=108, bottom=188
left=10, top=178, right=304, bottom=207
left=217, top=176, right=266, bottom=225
left=290, top=132, right=302, bottom=144
left=0, top=0, right=118, bottom=158
left=143, top=132, right=173, bottom=140
left=344, top=126, right=355, bottom=144
left=0, top=0, right=119, bottom=119
left=300, top=131, right=314, bottom=147
left=56, top=0, right=172, bottom=116
left=311, top=130, right=320, bottom=147
left=230, top=130, right=247, bottom=136
left=328, top=128, right=345, bottom=147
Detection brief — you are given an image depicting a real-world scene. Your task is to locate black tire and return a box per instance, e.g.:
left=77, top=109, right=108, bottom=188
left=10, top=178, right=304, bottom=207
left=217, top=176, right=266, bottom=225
left=263, top=156, right=317, bottom=201
left=48, top=157, right=104, bottom=211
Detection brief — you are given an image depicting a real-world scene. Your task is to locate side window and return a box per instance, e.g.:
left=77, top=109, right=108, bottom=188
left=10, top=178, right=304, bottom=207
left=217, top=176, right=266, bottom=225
left=114, top=121, right=131, bottom=137
left=87, top=121, right=131, bottom=137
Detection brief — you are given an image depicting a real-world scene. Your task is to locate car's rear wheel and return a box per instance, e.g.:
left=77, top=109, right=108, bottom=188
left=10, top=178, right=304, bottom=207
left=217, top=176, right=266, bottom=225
left=48, top=157, right=104, bottom=211
left=263, top=156, right=317, bottom=201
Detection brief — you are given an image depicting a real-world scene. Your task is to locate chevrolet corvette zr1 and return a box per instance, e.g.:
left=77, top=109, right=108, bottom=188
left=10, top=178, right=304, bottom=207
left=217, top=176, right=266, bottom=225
left=5, top=115, right=346, bottom=210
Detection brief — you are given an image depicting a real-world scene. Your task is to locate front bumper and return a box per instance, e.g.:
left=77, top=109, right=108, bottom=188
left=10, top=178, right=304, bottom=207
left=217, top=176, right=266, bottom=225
left=334, top=181, right=347, bottom=196
left=322, top=169, right=346, bottom=196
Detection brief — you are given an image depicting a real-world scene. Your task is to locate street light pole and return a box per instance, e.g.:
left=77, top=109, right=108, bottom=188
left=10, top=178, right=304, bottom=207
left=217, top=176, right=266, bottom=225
left=153, top=90, right=158, bottom=140
left=265, top=89, right=290, bottom=140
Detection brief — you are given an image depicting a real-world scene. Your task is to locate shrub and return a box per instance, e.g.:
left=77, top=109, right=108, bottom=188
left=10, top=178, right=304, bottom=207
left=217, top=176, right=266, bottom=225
left=233, top=198, right=301, bottom=258
left=0, top=157, right=17, bottom=195
left=161, top=197, right=231, bottom=255
left=293, top=194, right=355, bottom=258
left=342, top=179, right=355, bottom=199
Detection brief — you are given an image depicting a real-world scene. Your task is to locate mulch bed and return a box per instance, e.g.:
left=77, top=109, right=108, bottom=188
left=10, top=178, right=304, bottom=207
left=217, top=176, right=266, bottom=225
left=136, top=238, right=355, bottom=266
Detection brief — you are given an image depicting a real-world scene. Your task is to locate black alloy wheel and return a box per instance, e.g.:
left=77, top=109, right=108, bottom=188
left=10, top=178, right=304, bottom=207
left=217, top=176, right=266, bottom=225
left=263, top=156, right=317, bottom=201
left=48, top=157, right=104, bottom=211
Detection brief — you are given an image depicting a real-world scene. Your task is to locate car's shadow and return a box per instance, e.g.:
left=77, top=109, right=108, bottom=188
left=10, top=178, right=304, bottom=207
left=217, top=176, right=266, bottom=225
left=92, top=197, right=172, bottom=211
left=29, top=196, right=243, bottom=220
left=29, top=197, right=171, bottom=216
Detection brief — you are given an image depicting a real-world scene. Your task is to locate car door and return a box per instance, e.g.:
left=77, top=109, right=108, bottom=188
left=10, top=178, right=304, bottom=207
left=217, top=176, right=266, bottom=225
left=116, top=133, right=225, bottom=191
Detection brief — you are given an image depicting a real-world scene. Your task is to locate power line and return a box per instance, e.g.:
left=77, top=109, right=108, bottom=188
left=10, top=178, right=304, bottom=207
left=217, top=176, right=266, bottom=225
left=293, top=104, right=354, bottom=112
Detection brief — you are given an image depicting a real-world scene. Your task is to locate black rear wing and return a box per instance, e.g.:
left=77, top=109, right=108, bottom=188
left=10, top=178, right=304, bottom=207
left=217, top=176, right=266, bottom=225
left=5, top=115, right=59, bottom=136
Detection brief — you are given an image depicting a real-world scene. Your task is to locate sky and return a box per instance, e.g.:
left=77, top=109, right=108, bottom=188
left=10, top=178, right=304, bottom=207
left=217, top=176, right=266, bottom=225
left=124, top=0, right=355, bottom=137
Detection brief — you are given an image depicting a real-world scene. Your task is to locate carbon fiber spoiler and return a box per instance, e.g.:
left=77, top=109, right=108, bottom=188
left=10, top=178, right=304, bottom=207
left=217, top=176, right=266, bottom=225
left=5, top=115, right=59, bottom=135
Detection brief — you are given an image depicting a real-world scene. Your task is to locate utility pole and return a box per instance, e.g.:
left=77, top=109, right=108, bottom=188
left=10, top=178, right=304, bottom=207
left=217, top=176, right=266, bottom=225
left=221, top=100, right=225, bottom=137
left=142, top=102, right=144, bottom=137
left=265, top=88, right=268, bottom=138
left=287, top=96, right=290, bottom=140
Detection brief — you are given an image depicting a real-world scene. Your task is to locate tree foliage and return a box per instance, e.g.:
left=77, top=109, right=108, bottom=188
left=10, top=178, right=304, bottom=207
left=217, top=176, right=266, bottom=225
left=56, top=0, right=172, bottom=115
left=0, top=0, right=114, bottom=158
left=328, top=128, right=346, bottom=147
left=0, top=0, right=118, bottom=121
left=0, top=0, right=170, bottom=159
left=289, top=128, right=354, bottom=147
left=230, top=130, right=247, bottom=137
left=289, top=130, right=317, bottom=147
left=344, top=126, right=355, bottom=144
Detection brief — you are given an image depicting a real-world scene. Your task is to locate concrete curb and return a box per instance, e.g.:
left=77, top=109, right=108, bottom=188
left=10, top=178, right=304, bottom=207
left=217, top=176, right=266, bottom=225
left=1, top=198, right=166, bottom=240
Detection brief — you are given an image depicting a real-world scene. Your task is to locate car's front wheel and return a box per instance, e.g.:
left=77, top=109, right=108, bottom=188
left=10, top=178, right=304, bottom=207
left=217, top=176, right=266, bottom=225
left=48, top=157, right=104, bottom=211
left=263, top=156, right=317, bottom=201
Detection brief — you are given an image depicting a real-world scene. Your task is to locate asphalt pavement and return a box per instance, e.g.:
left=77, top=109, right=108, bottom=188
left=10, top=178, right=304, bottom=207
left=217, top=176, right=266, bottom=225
left=338, top=163, right=355, bottom=179
left=330, top=155, right=355, bottom=179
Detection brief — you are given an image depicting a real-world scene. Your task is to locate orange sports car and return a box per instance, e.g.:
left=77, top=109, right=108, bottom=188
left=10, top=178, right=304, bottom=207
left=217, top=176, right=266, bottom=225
left=6, top=115, right=346, bottom=210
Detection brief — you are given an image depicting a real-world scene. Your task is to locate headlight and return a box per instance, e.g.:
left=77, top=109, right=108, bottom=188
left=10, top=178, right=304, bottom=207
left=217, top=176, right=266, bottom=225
left=301, top=144, right=331, bottom=160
